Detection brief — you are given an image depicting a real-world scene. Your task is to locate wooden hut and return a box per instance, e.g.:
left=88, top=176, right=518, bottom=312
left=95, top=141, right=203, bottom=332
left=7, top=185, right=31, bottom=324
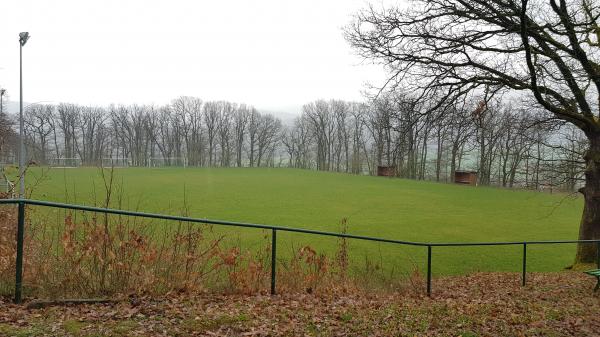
left=377, top=165, right=395, bottom=177
left=454, top=170, right=478, bottom=186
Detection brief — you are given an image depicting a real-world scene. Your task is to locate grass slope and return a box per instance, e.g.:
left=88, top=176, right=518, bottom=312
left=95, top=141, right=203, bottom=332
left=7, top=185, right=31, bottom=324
left=21, top=167, right=583, bottom=275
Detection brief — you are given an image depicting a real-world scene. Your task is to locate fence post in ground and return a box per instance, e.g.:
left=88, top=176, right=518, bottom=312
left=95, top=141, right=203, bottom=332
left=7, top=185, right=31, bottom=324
left=271, top=229, right=277, bottom=295
left=427, top=245, right=432, bottom=296
left=522, top=243, right=527, bottom=286
left=597, top=241, right=600, bottom=269
left=14, top=201, right=25, bottom=304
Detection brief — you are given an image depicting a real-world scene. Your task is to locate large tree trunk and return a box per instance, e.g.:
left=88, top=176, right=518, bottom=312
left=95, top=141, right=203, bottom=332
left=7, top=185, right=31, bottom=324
left=576, top=135, right=600, bottom=264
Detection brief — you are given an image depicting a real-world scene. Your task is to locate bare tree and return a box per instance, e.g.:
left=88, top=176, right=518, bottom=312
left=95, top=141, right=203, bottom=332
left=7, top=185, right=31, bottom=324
left=349, top=102, right=368, bottom=174
left=282, top=115, right=314, bottom=169
left=0, top=104, right=16, bottom=163
left=203, top=102, right=220, bottom=166
left=172, top=97, right=204, bottom=166
left=218, top=102, right=234, bottom=167
left=76, top=106, right=107, bottom=165
left=56, top=103, right=81, bottom=166
left=147, top=105, right=176, bottom=166
left=256, top=114, right=282, bottom=167
left=24, top=104, right=54, bottom=164
left=332, top=100, right=351, bottom=172
left=247, top=108, right=260, bottom=167
left=234, top=105, right=250, bottom=167
left=347, top=0, right=600, bottom=263
left=303, top=100, right=336, bottom=171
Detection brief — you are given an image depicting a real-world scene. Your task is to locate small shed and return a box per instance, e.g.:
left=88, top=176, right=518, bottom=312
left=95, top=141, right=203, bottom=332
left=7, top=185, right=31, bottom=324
left=377, top=165, right=395, bottom=177
left=454, top=170, right=478, bottom=186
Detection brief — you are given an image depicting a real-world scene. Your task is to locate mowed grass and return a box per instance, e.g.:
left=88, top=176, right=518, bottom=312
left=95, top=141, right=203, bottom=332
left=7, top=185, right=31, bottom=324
left=18, top=167, right=584, bottom=276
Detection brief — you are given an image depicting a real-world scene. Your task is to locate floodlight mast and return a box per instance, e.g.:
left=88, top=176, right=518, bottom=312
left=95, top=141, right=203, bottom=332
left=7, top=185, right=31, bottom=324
left=18, top=32, right=29, bottom=198
left=19, top=32, right=29, bottom=46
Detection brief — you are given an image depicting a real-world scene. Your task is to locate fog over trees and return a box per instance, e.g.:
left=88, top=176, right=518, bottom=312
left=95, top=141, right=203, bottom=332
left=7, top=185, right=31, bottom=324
left=0, top=93, right=585, bottom=194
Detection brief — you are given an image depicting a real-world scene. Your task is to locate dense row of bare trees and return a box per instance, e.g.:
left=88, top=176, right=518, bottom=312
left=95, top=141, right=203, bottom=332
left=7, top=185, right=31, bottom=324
left=283, top=94, right=585, bottom=191
left=3, top=97, right=282, bottom=169
left=0, top=93, right=585, bottom=193
left=0, top=109, right=16, bottom=163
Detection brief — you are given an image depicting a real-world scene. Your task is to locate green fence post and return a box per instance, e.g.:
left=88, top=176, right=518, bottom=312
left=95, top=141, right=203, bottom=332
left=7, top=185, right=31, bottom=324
left=427, top=245, right=432, bottom=296
left=597, top=241, right=600, bottom=269
left=14, top=201, right=25, bottom=304
left=522, top=243, right=527, bottom=286
left=271, top=229, right=277, bottom=295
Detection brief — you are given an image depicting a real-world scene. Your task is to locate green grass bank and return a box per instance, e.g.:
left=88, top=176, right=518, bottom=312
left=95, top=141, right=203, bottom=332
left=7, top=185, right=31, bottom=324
left=16, top=167, right=584, bottom=276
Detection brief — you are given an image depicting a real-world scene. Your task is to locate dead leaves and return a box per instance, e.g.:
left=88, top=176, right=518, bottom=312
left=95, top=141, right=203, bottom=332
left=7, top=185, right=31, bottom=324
left=0, top=272, right=598, bottom=336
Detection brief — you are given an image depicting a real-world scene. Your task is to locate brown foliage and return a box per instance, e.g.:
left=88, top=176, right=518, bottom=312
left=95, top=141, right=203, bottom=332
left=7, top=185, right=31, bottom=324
left=0, top=169, right=416, bottom=299
left=0, top=202, right=403, bottom=299
left=0, top=273, right=598, bottom=336
left=0, top=207, right=18, bottom=294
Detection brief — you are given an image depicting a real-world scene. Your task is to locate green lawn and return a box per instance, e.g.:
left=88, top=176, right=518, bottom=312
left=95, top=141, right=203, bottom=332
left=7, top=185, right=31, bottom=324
left=16, top=167, right=584, bottom=276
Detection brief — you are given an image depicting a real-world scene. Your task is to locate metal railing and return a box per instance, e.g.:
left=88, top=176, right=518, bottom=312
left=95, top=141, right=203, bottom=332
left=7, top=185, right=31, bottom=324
left=1, top=198, right=599, bottom=304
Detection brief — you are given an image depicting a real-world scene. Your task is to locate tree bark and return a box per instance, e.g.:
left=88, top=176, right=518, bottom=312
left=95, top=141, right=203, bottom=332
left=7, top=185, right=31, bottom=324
left=576, top=134, right=600, bottom=264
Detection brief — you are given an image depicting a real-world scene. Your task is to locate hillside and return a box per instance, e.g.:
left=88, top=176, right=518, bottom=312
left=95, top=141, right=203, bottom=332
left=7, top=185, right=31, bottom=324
left=20, top=167, right=583, bottom=275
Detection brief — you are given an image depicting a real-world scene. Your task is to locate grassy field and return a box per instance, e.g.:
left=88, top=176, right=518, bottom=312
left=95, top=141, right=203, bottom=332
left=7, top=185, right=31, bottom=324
left=15, top=167, right=584, bottom=276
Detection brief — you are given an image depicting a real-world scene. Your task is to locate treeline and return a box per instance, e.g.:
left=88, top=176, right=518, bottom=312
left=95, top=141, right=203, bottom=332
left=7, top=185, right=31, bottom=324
left=0, top=94, right=585, bottom=191
left=3, top=97, right=282, bottom=168
left=286, top=93, right=584, bottom=191
left=0, top=109, right=16, bottom=164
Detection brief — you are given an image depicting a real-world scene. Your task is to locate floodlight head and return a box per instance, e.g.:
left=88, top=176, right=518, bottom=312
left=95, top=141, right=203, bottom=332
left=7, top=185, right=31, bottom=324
left=19, top=32, right=30, bottom=46
left=0, top=89, right=5, bottom=96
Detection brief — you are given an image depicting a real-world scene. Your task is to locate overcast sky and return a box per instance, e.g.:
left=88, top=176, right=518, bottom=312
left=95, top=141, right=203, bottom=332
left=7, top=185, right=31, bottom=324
left=0, top=0, right=389, bottom=115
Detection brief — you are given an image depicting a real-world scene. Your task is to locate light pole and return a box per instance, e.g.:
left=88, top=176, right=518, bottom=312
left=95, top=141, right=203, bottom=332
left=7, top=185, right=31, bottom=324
left=18, top=32, right=30, bottom=199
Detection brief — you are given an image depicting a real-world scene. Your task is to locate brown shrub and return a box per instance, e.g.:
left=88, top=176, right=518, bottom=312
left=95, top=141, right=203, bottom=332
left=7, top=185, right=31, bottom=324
left=1, top=204, right=416, bottom=299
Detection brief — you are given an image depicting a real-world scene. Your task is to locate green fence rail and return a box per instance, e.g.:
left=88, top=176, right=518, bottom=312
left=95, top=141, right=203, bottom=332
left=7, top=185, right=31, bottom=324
left=1, top=198, right=599, bottom=304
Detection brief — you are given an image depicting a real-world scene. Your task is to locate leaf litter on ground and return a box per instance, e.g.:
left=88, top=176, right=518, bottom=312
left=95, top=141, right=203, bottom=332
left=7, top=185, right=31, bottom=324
left=0, top=272, right=599, bottom=336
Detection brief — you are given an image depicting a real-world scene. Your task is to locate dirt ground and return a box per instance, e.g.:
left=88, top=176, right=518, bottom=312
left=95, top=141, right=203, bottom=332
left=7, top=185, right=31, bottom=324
left=1, top=272, right=599, bottom=336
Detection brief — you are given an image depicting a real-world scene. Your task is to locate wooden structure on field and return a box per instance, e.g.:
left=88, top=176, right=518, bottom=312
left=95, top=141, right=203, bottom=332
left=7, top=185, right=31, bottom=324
left=377, top=165, right=395, bottom=177
left=454, top=170, right=478, bottom=186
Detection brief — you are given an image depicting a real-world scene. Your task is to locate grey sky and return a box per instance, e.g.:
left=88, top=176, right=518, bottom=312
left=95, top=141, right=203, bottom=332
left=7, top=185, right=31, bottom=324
left=0, top=0, right=388, bottom=115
